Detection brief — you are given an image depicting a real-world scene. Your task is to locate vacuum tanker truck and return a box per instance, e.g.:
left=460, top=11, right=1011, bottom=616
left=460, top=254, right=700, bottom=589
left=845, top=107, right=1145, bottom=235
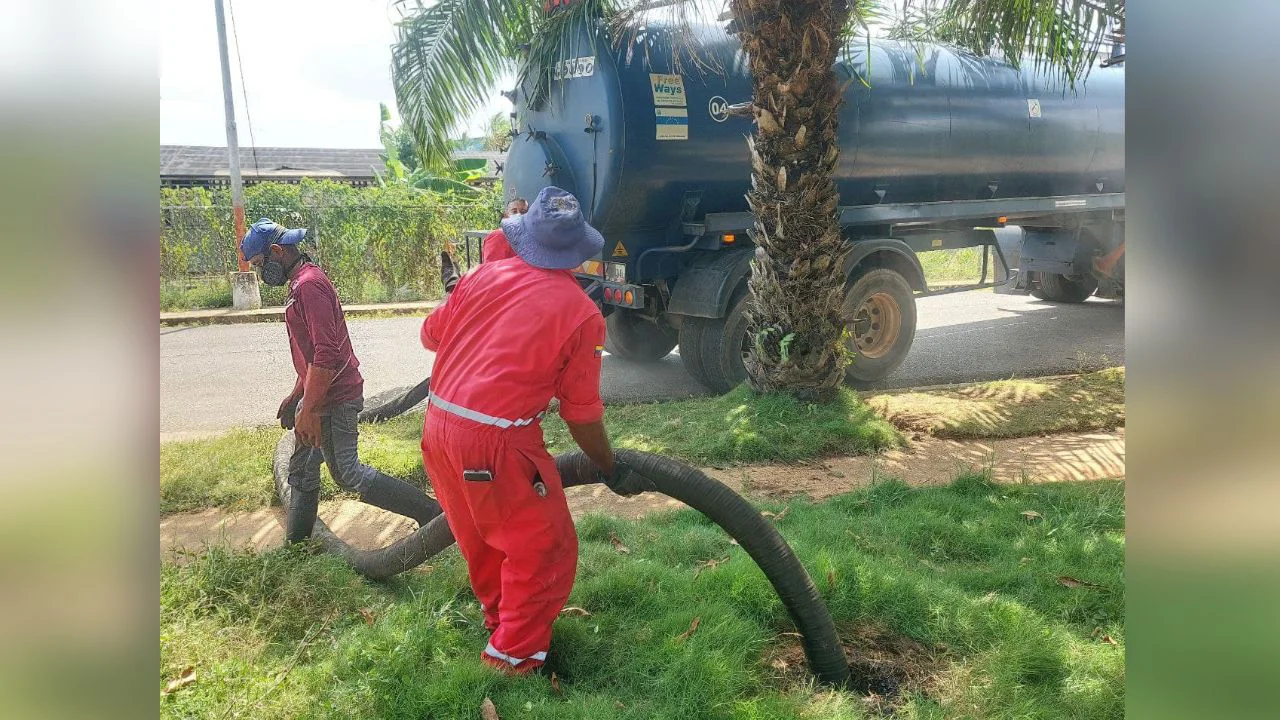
left=501, top=19, right=1125, bottom=392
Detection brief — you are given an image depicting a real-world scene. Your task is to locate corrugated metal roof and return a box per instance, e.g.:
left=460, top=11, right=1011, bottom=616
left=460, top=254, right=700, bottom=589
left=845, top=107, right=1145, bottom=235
left=160, top=145, right=507, bottom=180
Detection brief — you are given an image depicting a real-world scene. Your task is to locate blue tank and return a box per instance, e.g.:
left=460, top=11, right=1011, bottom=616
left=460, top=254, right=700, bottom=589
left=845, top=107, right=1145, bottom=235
left=505, top=21, right=1125, bottom=278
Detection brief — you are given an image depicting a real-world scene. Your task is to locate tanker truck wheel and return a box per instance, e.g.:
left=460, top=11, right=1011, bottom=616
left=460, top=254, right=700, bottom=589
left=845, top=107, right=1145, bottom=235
left=604, top=308, right=678, bottom=362
left=1032, top=271, right=1098, bottom=303
left=843, top=269, right=917, bottom=386
left=687, top=285, right=753, bottom=394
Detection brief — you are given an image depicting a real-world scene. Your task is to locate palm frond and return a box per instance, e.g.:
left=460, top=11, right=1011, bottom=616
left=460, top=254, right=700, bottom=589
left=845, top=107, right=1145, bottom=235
left=519, top=0, right=623, bottom=110
left=392, top=0, right=734, bottom=167
left=609, top=0, right=727, bottom=77
left=390, top=0, right=537, bottom=170
left=890, top=0, right=1124, bottom=86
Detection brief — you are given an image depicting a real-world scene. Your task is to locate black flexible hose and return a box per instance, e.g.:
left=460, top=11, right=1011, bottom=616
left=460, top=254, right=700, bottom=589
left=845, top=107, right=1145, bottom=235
left=357, top=376, right=432, bottom=424
left=273, top=419, right=850, bottom=686
left=556, top=451, right=851, bottom=687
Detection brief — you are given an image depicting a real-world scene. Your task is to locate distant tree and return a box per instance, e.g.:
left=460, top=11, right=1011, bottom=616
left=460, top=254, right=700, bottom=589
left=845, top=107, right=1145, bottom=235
left=481, top=112, right=512, bottom=153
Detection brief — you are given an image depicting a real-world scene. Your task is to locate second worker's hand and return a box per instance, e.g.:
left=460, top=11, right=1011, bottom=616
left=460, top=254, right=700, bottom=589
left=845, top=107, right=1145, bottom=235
left=295, top=408, right=323, bottom=447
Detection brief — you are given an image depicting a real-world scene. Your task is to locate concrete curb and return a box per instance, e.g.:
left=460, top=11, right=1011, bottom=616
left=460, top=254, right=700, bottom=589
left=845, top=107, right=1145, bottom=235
left=160, top=300, right=441, bottom=327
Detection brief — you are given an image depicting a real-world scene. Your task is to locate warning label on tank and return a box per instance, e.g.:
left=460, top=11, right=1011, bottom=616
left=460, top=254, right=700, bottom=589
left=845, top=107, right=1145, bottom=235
left=1027, top=98, right=1042, bottom=118
left=655, top=108, right=689, bottom=140
left=650, top=74, right=687, bottom=107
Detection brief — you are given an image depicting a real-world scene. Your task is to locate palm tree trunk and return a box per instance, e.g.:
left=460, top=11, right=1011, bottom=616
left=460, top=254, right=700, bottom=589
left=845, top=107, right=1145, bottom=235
left=732, top=0, right=852, bottom=401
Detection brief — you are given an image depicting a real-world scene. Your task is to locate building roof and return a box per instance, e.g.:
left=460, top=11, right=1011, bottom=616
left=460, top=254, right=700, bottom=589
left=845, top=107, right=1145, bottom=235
left=161, top=145, right=386, bottom=180
left=160, top=145, right=507, bottom=183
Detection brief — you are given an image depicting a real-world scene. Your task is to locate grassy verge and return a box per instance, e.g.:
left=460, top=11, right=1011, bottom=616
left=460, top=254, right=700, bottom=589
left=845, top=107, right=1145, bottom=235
left=160, top=386, right=900, bottom=515
left=917, top=247, right=987, bottom=286
left=544, top=385, right=899, bottom=464
left=161, top=474, right=1125, bottom=719
left=867, top=368, right=1125, bottom=439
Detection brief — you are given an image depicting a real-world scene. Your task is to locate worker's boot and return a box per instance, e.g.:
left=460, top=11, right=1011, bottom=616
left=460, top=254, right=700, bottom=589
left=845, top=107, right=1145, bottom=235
left=285, top=487, right=320, bottom=544
left=358, top=472, right=442, bottom=527
left=440, top=251, right=461, bottom=294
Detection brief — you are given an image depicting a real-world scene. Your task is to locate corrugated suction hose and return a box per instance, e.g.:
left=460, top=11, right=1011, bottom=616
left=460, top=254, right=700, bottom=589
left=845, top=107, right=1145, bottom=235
left=273, top=380, right=850, bottom=686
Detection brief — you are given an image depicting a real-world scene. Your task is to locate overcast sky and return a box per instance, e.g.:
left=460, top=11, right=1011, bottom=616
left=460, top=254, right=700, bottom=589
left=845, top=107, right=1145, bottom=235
left=160, top=0, right=510, bottom=149
left=160, top=1, right=904, bottom=150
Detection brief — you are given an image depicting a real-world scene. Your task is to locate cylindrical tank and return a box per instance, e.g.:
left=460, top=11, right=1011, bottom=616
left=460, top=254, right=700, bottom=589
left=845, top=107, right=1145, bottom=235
left=506, top=21, right=1124, bottom=249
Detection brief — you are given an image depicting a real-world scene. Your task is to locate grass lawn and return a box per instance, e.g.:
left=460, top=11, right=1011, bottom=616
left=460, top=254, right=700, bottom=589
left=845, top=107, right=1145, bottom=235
left=160, top=386, right=901, bottom=515
left=161, top=473, right=1125, bottom=719
left=867, top=368, right=1125, bottom=439
left=917, top=247, right=988, bottom=286
left=160, top=371, right=1126, bottom=516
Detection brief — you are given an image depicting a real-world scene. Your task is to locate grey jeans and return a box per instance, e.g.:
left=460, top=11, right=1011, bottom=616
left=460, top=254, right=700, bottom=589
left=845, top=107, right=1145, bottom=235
left=288, top=400, right=383, bottom=494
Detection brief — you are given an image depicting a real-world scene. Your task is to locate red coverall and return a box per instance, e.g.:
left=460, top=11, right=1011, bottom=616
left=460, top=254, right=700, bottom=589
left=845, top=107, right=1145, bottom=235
left=420, top=257, right=605, bottom=672
left=481, top=228, right=517, bottom=263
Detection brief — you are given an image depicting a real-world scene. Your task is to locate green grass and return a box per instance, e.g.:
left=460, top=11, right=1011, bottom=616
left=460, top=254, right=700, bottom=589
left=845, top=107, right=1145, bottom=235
left=867, top=368, right=1125, bottom=439
left=160, top=276, right=440, bottom=313
left=161, top=278, right=233, bottom=311
left=159, top=421, right=428, bottom=514
left=545, top=385, right=900, bottom=465
left=161, top=475, right=1125, bottom=719
left=160, top=386, right=900, bottom=515
left=917, top=247, right=988, bottom=286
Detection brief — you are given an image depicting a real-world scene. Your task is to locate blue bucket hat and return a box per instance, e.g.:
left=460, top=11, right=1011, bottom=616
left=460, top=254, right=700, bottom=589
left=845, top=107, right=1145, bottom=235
left=500, top=187, right=604, bottom=270
left=239, top=218, right=307, bottom=261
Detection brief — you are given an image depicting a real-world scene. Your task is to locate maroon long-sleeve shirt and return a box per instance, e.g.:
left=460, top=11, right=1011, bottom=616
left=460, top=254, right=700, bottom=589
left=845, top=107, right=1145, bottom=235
left=285, top=263, right=363, bottom=408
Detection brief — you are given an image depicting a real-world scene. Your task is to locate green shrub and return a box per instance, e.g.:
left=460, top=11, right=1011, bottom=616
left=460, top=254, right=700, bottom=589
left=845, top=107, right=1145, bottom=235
left=160, top=180, right=499, bottom=310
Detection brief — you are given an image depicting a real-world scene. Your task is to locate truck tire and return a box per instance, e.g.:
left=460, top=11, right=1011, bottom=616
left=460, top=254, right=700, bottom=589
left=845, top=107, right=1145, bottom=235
left=843, top=268, right=917, bottom=386
left=691, top=285, right=753, bottom=394
left=677, top=317, right=714, bottom=388
left=604, top=308, right=678, bottom=362
left=1032, top=271, right=1098, bottom=303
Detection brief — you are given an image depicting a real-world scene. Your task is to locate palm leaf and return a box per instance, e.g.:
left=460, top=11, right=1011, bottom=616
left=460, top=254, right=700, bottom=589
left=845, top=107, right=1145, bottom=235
left=392, top=0, right=725, bottom=169
left=390, top=0, right=537, bottom=170
left=890, top=0, right=1124, bottom=86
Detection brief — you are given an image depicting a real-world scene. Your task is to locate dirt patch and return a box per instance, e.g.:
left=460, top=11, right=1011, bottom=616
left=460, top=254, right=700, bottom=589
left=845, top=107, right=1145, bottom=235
left=565, top=429, right=1125, bottom=520
left=160, top=430, right=1123, bottom=556
left=764, top=625, right=947, bottom=714
left=865, top=369, right=1125, bottom=440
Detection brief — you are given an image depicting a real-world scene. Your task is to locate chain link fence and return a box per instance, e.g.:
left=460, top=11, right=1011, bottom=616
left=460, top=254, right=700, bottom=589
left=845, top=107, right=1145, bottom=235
left=161, top=190, right=498, bottom=310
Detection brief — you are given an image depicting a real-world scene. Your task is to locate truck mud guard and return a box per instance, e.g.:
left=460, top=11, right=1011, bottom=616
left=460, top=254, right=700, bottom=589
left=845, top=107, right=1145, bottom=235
left=841, top=238, right=927, bottom=292
left=665, top=247, right=754, bottom=319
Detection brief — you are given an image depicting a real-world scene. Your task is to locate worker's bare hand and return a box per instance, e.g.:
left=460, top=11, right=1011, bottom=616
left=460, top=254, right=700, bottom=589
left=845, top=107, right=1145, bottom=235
left=295, top=409, right=323, bottom=448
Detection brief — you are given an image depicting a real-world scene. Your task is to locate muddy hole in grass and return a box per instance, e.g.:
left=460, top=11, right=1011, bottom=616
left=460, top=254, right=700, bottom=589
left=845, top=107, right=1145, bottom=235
left=763, top=625, right=946, bottom=715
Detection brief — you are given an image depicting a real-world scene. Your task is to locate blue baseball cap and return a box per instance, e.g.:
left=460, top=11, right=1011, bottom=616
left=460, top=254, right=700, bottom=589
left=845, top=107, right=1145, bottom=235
left=239, top=218, right=307, bottom=261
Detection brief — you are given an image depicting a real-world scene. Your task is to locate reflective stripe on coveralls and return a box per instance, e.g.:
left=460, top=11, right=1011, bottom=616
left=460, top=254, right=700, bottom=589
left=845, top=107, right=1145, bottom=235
left=484, top=642, right=548, bottom=667
left=428, top=392, right=546, bottom=429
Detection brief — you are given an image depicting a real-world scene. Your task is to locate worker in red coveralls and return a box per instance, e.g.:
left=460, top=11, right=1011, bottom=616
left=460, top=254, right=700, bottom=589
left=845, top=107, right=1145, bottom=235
left=420, top=187, right=645, bottom=675
left=240, top=219, right=441, bottom=543
left=482, top=196, right=528, bottom=263
left=440, top=197, right=528, bottom=294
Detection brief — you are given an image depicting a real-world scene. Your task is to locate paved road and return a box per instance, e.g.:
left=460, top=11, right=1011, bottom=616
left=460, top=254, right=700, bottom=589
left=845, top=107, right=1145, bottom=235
left=160, top=291, right=1123, bottom=438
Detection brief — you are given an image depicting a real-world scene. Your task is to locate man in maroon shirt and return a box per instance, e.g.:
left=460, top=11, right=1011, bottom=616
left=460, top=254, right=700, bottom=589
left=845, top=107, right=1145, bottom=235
left=241, top=219, right=440, bottom=543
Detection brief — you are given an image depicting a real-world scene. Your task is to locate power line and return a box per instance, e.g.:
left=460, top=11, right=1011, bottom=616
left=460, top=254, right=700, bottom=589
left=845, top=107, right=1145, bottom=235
left=227, top=0, right=260, bottom=177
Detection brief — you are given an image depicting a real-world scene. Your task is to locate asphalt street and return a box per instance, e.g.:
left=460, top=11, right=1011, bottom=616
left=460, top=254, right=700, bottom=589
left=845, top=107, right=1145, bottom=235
left=160, top=290, right=1123, bottom=438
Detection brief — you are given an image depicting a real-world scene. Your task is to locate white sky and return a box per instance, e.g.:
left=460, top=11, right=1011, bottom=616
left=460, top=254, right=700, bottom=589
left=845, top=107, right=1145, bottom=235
left=160, top=0, right=906, bottom=150
left=160, top=0, right=510, bottom=148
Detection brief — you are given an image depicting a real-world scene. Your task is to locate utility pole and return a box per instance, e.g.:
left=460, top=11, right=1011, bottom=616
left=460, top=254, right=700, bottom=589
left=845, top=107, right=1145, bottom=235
left=214, top=0, right=261, bottom=308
